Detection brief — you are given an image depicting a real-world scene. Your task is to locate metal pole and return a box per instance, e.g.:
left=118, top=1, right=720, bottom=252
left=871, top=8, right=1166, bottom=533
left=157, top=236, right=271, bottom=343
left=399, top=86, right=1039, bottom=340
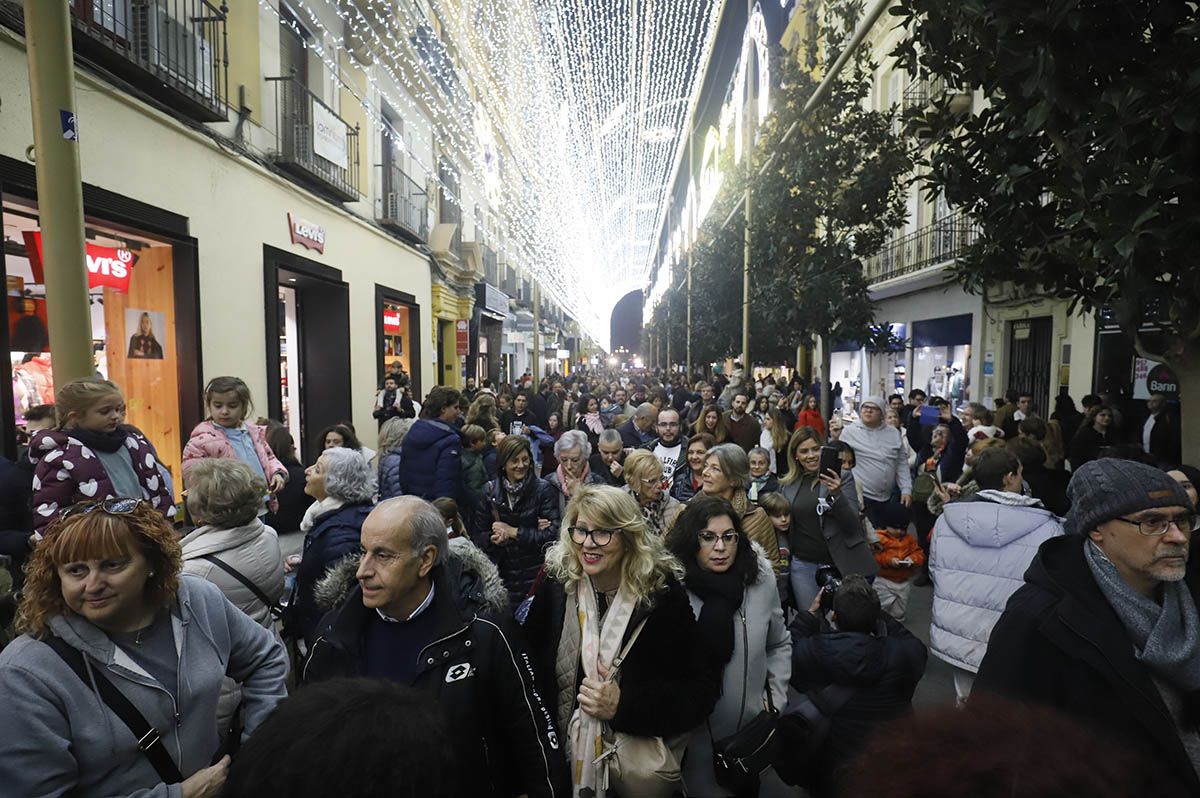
left=532, top=282, right=540, bottom=384
left=686, top=129, right=693, bottom=382
left=24, top=0, right=93, bottom=386
left=741, top=0, right=753, bottom=371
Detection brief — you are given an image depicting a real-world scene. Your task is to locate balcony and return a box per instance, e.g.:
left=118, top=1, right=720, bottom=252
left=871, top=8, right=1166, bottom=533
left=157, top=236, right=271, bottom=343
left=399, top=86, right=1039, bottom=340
left=377, top=163, right=427, bottom=240
left=267, top=75, right=360, bottom=203
left=865, top=214, right=979, bottom=284
left=902, top=73, right=972, bottom=130
left=59, top=0, right=229, bottom=122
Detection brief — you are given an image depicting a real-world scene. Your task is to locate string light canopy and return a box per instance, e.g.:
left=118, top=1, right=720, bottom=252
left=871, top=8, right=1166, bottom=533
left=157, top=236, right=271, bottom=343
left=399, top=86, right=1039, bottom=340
left=263, top=0, right=722, bottom=348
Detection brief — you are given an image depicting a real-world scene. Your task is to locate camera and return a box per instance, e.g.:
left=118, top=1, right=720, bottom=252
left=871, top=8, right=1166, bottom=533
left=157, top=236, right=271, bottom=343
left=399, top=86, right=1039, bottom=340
left=814, top=565, right=842, bottom=613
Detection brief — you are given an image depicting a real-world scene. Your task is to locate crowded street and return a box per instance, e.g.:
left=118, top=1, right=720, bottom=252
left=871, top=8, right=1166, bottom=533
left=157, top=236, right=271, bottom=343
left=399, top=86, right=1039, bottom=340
left=1, top=0, right=1198, bottom=797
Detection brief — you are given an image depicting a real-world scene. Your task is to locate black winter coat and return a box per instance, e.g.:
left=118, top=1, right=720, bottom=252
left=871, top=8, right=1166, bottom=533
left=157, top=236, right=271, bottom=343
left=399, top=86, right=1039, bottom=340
left=292, top=502, right=373, bottom=647
left=789, top=612, right=926, bottom=796
left=0, top=456, right=33, bottom=587
left=523, top=574, right=721, bottom=739
left=263, top=456, right=312, bottom=534
left=304, top=566, right=569, bottom=798
left=472, top=476, right=561, bottom=606
left=974, top=535, right=1200, bottom=796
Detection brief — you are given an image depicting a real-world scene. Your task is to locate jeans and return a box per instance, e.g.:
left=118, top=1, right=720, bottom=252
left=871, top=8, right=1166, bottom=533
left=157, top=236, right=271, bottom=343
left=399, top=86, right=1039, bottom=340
left=790, top=559, right=826, bottom=613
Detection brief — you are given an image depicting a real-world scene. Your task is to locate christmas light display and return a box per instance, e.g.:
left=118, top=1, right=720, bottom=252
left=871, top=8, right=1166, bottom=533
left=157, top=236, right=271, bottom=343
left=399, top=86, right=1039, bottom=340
left=258, top=0, right=722, bottom=346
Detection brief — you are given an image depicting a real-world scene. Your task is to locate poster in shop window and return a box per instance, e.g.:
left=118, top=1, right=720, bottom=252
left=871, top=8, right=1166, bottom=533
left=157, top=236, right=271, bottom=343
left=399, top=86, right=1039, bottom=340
left=126, top=309, right=165, bottom=360
left=312, top=98, right=348, bottom=169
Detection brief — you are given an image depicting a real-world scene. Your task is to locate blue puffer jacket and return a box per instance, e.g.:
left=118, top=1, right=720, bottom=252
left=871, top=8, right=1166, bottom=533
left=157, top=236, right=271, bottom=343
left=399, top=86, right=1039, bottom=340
left=293, top=502, right=374, bottom=646
left=471, top=475, right=561, bottom=607
left=398, top=419, right=462, bottom=502
left=378, top=448, right=402, bottom=499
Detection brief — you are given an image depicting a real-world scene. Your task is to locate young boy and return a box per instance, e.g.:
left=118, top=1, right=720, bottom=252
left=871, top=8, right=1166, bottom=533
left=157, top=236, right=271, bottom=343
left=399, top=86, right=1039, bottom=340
left=460, top=424, right=489, bottom=506
left=758, top=491, right=791, bottom=588
left=871, top=504, right=924, bottom=622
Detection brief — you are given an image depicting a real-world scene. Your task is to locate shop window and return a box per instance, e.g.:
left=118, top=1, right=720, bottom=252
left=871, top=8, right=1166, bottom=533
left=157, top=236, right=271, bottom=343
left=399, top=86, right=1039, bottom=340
left=4, top=196, right=184, bottom=480
left=381, top=301, right=411, bottom=377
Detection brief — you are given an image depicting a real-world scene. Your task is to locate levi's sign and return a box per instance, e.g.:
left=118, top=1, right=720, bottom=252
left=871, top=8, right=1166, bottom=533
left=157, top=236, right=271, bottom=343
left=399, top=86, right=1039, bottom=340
left=22, top=231, right=136, bottom=293
left=288, top=213, right=326, bottom=253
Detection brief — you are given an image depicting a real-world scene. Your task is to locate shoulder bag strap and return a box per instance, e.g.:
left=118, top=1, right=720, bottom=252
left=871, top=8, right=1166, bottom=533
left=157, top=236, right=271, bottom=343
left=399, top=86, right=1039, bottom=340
left=43, top=635, right=184, bottom=784
left=201, top=554, right=283, bottom=619
left=606, top=617, right=649, bottom=681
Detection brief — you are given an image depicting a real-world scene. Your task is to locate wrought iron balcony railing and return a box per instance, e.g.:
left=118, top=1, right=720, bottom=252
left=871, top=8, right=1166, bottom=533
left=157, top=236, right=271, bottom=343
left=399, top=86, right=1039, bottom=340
left=902, top=72, right=972, bottom=123
left=60, top=0, right=229, bottom=121
left=378, top=162, right=427, bottom=239
left=267, top=75, right=360, bottom=203
left=865, top=214, right=979, bottom=283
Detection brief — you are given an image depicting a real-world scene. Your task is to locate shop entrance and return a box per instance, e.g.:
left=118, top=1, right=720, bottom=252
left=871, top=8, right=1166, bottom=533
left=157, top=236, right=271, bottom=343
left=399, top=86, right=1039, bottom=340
left=264, top=246, right=350, bottom=463
left=375, top=285, right=421, bottom=398
left=1007, top=316, right=1053, bottom=416
left=911, top=314, right=973, bottom=405
left=1, top=169, right=201, bottom=479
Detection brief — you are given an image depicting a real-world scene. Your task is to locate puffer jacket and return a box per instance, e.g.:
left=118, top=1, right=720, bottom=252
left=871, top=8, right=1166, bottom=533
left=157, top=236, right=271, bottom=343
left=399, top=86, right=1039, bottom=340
left=181, top=421, right=287, bottom=512
left=929, top=493, right=1064, bottom=672
left=292, top=502, right=373, bottom=647
left=682, top=548, right=791, bottom=797
left=29, top=428, right=175, bottom=536
left=397, top=419, right=462, bottom=501
left=0, top=576, right=287, bottom=798
left=378, top=447, right=402, bottom=500
left=180, top=519, right=285, bottom=739
left=471, top=476, right=561, bottom=607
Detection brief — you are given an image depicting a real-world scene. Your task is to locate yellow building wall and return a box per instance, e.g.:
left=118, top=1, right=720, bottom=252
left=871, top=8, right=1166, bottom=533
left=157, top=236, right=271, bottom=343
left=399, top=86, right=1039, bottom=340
left=338, top=53, right=371, bottom=200
left=224, top=0, right=262, bottom=124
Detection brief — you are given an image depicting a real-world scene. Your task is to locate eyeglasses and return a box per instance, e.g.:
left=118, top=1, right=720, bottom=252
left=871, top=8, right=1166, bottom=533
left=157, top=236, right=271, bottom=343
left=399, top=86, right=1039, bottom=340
left=60, top=497, right=144, bottom=522
left=1113, top=514, right=1200, bottom=537
left=639, top=476, right=663, bottom=487
left=569, top=526, right=621, bottom=547
left=698, top=531, right=739, bottom=547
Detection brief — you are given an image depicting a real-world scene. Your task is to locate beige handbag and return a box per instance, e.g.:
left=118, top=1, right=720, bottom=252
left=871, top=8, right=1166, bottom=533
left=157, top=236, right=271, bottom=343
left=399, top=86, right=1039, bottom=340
left=601, top=619, right=688, bottom=798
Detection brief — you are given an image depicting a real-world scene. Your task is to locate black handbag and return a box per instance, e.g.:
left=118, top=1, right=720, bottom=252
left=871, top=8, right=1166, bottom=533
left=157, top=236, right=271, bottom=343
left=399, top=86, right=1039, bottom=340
left=710, top=687, right=780, bottom=791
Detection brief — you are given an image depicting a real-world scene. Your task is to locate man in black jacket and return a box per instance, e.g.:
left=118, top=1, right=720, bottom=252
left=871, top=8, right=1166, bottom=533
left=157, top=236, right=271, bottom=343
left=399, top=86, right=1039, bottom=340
left=304, top=497, right=569, bottom=798
left=788, top=575, right=927, bottom=796
left=975, top=459, right=1200, bottom=795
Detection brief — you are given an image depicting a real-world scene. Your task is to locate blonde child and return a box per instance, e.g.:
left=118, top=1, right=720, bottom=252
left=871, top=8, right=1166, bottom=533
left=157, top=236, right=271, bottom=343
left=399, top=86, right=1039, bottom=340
left=871, top=504, right=924, bottom=621
left=183, top=377, right=287, bottom=509
left=29, top=378, right=175, bottom=536
left=758, top=491, right=792, bottom=566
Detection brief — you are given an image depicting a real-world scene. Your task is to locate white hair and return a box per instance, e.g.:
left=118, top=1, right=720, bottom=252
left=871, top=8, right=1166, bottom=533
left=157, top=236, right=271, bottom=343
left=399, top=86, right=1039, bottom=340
left=321, top=446, right=377, bottom=503
left=555, top=429, right=592, bottom=459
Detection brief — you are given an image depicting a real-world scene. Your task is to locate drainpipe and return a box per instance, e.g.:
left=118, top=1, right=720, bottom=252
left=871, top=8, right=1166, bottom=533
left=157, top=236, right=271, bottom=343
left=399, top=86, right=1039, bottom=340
left=24, top=0, right=93, bottom=385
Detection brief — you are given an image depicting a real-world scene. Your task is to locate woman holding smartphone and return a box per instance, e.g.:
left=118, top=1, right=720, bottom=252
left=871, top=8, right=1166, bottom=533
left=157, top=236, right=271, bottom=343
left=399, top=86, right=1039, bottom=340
left=778, top=426, right=879, bottom=611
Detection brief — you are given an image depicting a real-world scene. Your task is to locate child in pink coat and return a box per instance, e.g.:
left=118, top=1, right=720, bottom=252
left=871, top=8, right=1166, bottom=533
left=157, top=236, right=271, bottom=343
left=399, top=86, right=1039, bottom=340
left=183, top=377, right=287, bottom=510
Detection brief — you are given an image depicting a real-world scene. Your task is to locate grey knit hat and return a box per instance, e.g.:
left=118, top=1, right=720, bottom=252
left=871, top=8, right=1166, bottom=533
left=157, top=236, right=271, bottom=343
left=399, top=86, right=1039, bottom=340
left=860, top=395, right=886, bottom=412
left=1064, top=459, right=1193, bottom=536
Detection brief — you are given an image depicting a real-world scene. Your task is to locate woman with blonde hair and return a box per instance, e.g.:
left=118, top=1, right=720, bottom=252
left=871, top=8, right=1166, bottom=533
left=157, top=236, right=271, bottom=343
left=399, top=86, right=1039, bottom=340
left=0, top=499, right=287, bottom=797
left=523, top=485, right=719, bottom=797
left=622, top=449, right=682, bottom=537
left=466, top=393, right=501, bottom=433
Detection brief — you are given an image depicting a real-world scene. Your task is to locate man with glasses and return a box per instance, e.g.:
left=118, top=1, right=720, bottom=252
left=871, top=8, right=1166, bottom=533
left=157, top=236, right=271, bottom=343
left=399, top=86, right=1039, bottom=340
left=641, top=408, right=688, bottom=489
left=976, top=458, right=1200, bottom=795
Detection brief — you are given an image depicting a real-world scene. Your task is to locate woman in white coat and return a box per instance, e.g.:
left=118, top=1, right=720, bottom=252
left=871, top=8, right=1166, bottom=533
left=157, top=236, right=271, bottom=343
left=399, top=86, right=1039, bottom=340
left=668, top=496, right=791, bottom=797
left=180, top=458, right=285, bottom=738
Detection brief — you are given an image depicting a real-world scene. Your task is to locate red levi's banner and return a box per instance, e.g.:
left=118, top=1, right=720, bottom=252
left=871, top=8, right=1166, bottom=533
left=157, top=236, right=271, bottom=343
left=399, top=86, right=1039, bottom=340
left=22, top=231, right=137, bottom=294
left=383, top=310, right=403, bottom=335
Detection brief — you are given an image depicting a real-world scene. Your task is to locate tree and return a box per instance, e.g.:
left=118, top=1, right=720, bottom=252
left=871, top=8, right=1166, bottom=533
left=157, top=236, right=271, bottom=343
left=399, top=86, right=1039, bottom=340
left=892, top=0, right=1200, bottom=457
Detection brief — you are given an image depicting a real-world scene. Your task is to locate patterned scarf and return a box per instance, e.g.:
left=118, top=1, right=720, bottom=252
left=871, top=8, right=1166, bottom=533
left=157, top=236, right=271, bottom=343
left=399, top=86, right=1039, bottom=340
left=555, top=463, right=592, bottom=497
left=582, top=412, right=605, bottom=436
left=627, top=486, right=670, bottom=537
left=569, top=577, right=638, bottom=797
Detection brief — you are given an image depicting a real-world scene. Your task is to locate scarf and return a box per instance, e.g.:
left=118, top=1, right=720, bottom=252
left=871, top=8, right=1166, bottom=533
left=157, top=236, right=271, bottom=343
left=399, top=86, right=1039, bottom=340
left=300, top=496, right=345, bottom=533
left=749, top=474, right=771, bottom=502
left=582, top=412, right=605, bottom=436
left=684, top=559, right=744, bottom=666
left=555, top=463, right=592, bottom=497
left=627, top=486, right=670, bottom=537
left=70, top=426, right=128, bottom=454
left=569, top=576, right=638, bottom=797
left=1084, top=539, right=1200, bottom=691
left=502, top=475, right=531, bottom=510
left=974, top=489, right=1043, bottom=508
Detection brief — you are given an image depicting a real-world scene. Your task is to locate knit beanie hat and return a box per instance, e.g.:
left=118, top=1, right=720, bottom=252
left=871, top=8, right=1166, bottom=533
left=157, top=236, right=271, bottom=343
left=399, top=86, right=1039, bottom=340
left=860, top=396, right=885, bottom=412
left=1064, top=459, right=1193, bottom=536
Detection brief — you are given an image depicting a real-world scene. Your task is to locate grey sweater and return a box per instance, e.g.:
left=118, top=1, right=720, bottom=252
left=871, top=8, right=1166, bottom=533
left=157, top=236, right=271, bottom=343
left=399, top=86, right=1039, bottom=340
left=0, top=575, right=288, bottom=798
left=838, top=421, right=913, bottom=501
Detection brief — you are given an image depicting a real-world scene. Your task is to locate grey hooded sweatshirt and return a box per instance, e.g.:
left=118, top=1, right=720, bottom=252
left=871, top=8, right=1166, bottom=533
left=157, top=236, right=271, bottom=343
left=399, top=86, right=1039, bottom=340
left=0, top=575, right=288, bottom=798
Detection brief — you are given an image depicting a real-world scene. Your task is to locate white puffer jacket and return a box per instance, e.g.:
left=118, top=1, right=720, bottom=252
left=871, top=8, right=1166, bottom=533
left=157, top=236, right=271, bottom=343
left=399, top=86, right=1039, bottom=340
left=929, top=495, right=1063, bottom=672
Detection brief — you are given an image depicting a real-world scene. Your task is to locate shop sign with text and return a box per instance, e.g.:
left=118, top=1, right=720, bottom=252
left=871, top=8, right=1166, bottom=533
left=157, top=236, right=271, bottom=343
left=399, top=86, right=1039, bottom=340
left=312, top=99, right=348, bottom=169
left=22, top=231, right=136, bottom=293
left=288, top=213, right=326, bottom=253
left=383, top=310, right=403, bottom=335
left=456, top=319, right=469, bottom=356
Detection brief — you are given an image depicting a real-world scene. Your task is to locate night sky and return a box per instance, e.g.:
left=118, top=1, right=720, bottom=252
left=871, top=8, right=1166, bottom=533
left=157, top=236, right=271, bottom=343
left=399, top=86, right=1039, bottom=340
left=610, top=290, right=643, bottom=352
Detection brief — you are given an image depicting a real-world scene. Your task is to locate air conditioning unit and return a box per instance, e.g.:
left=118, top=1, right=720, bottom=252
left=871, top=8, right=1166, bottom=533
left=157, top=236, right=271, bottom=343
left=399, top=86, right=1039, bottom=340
left=130, top=1, right=216, bottom=100
left=385, top=191, right=416, bottom=230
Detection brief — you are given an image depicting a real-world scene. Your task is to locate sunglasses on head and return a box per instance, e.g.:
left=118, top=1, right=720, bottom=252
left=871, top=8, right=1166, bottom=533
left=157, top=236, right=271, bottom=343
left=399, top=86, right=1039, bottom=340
left=59, top=497, right=145, bottom=522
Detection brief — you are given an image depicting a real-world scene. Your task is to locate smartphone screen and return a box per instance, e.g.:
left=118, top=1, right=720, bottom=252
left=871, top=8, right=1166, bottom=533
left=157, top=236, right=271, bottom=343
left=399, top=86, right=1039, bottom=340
left=819, top=446, right=841, bottom=478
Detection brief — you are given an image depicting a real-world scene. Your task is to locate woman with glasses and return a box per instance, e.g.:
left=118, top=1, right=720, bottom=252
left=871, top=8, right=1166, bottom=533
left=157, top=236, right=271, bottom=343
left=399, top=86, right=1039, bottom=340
left=779, top=427, right=879, bottom=612
left=666, top=497, right=790, bottom=797
left=523, top=485, right=720, bottom=797
left=698, top=444, right=782, bottom=574
left=472, top=435, right=560, bottom=607
left=546, top=430, right=604, bottom=516
left=623, top=449, right=683, bottom=537
left=0, top=499, right=287, bottom=798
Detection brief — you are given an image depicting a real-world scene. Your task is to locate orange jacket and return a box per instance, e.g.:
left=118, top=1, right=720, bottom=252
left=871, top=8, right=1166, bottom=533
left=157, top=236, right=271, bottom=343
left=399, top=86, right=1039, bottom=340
left=873, top=531, right=925, bottom=583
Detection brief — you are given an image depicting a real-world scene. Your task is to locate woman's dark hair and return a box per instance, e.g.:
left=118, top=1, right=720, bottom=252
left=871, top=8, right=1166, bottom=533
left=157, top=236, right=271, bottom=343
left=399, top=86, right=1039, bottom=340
left=1053, top=393, right=1079, bottom=418
left=317, top=423, right=361, bottom=453
left=265, top=420, right=296, bottom=463
left=578, top=392, right=598, bottom=412
left=224, top=679, right=460, bottom=798
left=421, top=386, right=462, bottom=419
left=666, top=496, right=759, bottom=585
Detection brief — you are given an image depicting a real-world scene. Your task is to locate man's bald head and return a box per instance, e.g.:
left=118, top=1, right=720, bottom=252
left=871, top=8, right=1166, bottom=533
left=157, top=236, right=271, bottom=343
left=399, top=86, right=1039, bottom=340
left=364, top=496, right=449, bottom=566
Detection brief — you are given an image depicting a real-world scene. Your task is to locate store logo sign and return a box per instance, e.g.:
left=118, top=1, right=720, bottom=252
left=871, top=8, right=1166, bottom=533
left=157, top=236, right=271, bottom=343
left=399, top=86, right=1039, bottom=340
left=21, top=231, right=136, bottom=294
left=383, top=310, right=403, bottom=334
left=288, top=213, right=326, bottom=254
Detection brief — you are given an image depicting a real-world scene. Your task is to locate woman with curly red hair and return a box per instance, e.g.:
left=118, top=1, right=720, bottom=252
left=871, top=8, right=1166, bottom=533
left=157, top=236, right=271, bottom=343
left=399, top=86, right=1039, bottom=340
left=0, top=499, right=288, bottom=798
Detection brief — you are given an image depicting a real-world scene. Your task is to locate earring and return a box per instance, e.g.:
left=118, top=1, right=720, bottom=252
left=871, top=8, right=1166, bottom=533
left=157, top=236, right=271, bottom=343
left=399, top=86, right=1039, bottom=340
left=148, top=572, right=155, bottom=578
